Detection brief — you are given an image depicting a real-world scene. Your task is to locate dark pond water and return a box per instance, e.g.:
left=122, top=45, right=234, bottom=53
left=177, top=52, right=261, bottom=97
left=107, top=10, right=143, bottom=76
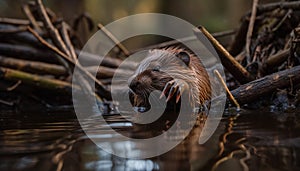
left=1, top=107, right=300, bottom=171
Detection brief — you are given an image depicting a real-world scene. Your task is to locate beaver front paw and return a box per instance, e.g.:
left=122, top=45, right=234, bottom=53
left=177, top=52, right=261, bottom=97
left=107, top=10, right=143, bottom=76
left=160, top=79, right=189, bottom=103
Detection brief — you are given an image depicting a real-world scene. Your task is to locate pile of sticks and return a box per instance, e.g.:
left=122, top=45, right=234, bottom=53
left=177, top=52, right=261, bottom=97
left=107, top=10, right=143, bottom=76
left=226, top=0, right=300, bottom=106
left=0, top=0, right=300, bottom=109
left=194, top=1, right=300, bottom=107
left=0, top=0, right=129, bottom=107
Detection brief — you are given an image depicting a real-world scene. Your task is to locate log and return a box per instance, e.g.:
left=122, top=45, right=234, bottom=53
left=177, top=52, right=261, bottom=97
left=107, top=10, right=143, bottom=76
left=0, top=23, right=41, bottom=47
left=0, top=42, right=134, bottom=71
left=231, top=65, right=300, bottom=104
left=0, top=53, right=132, bottom=79
left=0, top=23, right=128, bottom=68
left=0, top=43, right=59, bottom=64
left=0, top=56, right=67, bottom=76
left=0, top=67, right=80, bottom=93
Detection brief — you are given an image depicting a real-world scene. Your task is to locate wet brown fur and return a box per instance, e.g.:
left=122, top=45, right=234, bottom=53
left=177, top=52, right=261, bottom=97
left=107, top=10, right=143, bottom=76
left=128, top=47, right=211, bottom=110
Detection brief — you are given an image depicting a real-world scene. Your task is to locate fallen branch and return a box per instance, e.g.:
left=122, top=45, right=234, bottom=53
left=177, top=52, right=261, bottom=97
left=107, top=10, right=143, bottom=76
left=0, top=67, right=80, bottom=93
left=27, top=27, right=111, bottom=99
left=98, top=23, right=130, bottom=57
left=0, top=56, right=67, bottom=76
left=0, top=43, right=59, bottom=63
left=0, top=55, right=133, bottom=79
left=0, top=41, right=126, bottom=68
left=231, top=65, right=300, bottom=104
left=0, top=24, right=41, bottom=47
left=196, top=26, right=254, bottom=84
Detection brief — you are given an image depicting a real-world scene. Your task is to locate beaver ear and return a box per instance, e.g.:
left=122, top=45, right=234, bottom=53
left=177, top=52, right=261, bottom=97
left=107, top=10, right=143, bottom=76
left=176, top=51, right=190, bottom=66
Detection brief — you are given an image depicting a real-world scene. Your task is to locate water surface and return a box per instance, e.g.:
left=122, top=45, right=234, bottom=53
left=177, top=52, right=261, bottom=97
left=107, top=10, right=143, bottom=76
left=0, top=108, right=299, bottom=171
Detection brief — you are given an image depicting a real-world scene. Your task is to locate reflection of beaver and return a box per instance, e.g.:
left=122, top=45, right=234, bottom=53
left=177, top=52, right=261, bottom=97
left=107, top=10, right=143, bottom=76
left=128, top=47, right=211, bottom=113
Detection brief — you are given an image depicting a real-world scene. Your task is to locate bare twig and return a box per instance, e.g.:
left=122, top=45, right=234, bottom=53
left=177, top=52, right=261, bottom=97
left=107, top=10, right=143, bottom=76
left=27, top=26, right=72, bottom=73
left=98, top=23, right=130, bottom=57
left=26, top=27, right=68, bottom=62
left=35, top=0, right=71, bottom=57
left=60, top=22, right=77, bottom=61
left=214, top=69, right=240, bottom=110
left=27, top=27, right=110, bottom=99
left=0, top=26, right=27, bottom=34
left=246, top=0, right=259, bottom=64
left=34, top=0, right=112, bottom=101
left=0, top=99, right=14, bottom=106
left=272, top=9, right=292, bottom=32
left=0, top=17, right=42, bottom=26
left=228, top=1, right=300, bottom=57
left=60, top=22, right=109, bottom=101
left=130, top=29, right=235, bottom=54
left=22, top=3, right=42, bottom=32
left=6, top=80, right=22, bottom=91
left=196, top=26, right=254, bottom=84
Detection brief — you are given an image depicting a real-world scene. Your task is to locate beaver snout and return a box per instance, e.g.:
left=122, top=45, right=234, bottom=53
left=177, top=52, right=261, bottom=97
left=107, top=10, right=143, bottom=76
left=128, top=75, right=152, bottom=94
left=129, top=78, right=140, bottom=93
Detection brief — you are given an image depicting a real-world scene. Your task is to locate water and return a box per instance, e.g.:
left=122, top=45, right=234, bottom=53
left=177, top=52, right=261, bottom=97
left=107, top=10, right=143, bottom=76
left=0, top=108, right=300, bottom=171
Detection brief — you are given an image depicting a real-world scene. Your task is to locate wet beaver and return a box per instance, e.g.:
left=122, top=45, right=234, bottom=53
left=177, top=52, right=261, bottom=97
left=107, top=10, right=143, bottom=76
left=128, top=47, right=211, bottom=113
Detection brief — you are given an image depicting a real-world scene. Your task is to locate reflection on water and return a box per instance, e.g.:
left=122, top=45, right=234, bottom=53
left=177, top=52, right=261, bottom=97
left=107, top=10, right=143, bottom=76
left=0, top=108, right=300, bottom=171
left=212, top=109, right=300, bottom=171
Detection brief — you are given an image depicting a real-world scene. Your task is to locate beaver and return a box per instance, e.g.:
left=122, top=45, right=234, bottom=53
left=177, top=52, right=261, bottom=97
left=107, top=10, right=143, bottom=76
left=128, top=47, right=211, bottom=113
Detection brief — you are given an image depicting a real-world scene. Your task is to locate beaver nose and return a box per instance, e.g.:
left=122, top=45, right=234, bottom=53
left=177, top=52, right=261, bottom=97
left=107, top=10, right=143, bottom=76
left=129, top=79, right=140, bottom=92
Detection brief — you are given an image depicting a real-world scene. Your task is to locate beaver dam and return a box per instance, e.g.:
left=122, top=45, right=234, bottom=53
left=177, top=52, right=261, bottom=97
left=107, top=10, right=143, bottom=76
left=1, top=0, right=300, bottom=171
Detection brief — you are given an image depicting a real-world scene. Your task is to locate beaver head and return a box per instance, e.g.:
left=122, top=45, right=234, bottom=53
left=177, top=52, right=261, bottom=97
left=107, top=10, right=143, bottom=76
left=128, top=48, right=196, bottom=112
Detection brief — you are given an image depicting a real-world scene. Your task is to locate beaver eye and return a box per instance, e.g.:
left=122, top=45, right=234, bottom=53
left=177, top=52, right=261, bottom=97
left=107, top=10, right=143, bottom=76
left=152, top=66, right=160, bottom=72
